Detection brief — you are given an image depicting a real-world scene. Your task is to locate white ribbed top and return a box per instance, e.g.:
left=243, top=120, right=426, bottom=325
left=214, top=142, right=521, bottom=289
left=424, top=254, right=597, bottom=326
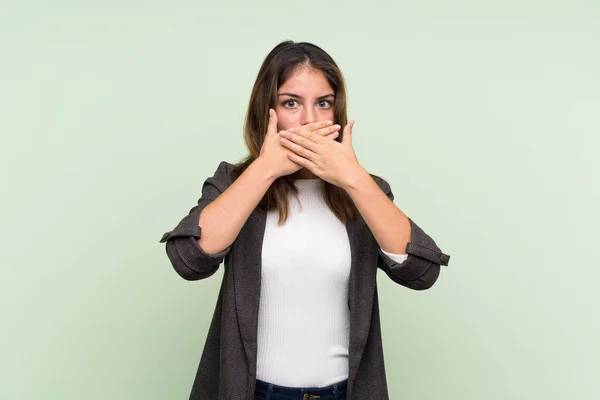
left=256, top=178, right=408, bottom=387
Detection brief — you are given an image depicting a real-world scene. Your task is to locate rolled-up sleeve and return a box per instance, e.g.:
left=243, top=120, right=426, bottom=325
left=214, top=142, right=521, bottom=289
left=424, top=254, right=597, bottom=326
left=159, top=161, right=233, bottom=281
left=372, top=175, right=451, bottom=290
left=379, top=247, right=409, bottom=264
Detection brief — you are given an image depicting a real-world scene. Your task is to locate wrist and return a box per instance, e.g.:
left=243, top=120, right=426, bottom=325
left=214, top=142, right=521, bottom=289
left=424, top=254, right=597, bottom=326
left=253, top=157, right=279, bottom=183
left=342, top=166, right=370, bottom=192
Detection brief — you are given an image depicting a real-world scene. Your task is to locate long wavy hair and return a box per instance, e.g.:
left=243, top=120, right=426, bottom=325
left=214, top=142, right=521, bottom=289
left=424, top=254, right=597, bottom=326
left=231, top=40, right=359, bottom=225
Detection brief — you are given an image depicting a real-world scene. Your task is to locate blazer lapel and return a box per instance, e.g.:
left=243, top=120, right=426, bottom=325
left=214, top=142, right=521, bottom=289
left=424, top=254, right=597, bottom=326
left=233, top=207, right=267, bottom=373
left=345, top=216, right=377, bottom=384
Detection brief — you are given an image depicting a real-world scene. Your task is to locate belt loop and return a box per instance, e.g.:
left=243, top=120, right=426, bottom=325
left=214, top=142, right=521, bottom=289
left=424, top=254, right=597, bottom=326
left=333, top=382, right=339, bottom=400
left=266, top=383, right=273, bottom=400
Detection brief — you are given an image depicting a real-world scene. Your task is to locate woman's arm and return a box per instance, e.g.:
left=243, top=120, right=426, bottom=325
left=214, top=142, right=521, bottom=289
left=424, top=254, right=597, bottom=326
left=344, top=171, right=450, bottom=290
left=343, top=170, right=412, bottom=255
left=159, top=158, right=276, bottom=280
left=195, top=158, right=276, bottom=254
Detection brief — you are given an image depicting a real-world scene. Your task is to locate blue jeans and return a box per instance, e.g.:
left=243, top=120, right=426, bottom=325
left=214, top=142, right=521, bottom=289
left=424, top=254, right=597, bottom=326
left=254, top=378, right=347, bottom=400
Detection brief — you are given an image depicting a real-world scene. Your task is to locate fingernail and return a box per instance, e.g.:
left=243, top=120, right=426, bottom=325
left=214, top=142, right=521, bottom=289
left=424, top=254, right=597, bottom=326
left=327, top=120, right=333, bottom=125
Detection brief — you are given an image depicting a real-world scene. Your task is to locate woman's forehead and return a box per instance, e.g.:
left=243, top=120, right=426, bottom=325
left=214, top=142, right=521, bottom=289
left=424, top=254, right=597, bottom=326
left=278, top=68, right=334, bottom=96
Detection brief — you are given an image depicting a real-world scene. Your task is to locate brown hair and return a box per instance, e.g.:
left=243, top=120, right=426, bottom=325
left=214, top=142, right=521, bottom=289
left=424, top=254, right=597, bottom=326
left=231, top=40, right=359, bottom=225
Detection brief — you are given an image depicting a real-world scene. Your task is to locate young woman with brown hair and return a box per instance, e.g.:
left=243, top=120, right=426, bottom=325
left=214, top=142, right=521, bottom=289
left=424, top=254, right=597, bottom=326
left=160, top=40, right=450, bottom=400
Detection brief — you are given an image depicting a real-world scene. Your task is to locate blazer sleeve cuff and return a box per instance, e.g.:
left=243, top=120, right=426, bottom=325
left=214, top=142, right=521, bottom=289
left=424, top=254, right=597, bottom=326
left=405, top=217, right=450, bottom=266
left=160, top=203, right=232, bottom=255
left=379, top=247, right=409, bottom=264
left=159, top=206, right=203, bottom=243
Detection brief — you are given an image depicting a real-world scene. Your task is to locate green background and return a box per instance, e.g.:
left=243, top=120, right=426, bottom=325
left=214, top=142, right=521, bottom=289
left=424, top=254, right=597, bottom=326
left=2, top=1, right=598, bottom=399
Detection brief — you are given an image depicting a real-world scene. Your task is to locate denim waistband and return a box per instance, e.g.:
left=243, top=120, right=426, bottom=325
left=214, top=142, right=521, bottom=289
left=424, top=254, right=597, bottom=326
left=255, top=378, right=347, bottom=397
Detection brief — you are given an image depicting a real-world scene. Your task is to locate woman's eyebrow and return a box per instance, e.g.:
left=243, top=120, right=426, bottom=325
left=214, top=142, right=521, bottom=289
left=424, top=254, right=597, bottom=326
left=277, top=92, right=335, bottom=100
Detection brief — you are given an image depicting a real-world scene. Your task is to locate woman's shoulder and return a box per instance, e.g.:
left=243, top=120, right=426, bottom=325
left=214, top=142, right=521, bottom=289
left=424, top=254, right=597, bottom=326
left=367, top=172, right=391, bottom=191
left=203, top=160, right=236, bottom=191
left=214, top=160, right=235, bottom=176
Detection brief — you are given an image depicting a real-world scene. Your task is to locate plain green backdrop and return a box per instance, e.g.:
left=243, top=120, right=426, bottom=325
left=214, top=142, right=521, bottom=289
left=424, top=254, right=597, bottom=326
left=1, top=1, right=598, bottom=399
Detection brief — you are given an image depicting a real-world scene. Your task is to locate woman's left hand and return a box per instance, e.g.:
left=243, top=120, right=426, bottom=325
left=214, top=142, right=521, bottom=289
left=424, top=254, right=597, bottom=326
left=279, top=120, right=367, bottom=189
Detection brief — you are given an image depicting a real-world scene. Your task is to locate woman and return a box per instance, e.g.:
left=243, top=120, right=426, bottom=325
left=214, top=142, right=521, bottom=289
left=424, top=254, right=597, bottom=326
left=159, top=40, right=451, bottom=400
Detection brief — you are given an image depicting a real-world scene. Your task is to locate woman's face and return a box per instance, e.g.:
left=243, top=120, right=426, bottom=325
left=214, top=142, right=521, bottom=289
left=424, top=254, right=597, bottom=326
left=275, top=67, right=335, bottom=131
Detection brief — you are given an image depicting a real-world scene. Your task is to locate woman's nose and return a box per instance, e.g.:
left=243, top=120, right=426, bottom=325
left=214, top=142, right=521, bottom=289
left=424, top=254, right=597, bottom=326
left=301, top=107, right=317, bottom=125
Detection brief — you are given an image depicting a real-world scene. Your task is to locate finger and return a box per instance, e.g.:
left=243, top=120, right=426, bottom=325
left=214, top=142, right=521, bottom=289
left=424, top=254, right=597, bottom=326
left=299, top=119, right=334, bottom=133
left=326, top=131, right=340, bottom=139
left=342, top=120, right=354, bottom=145
left=314, top=123, right=341, bottom=137
left=280, top=130, right=319, bottom=153
left=267, top=108, right=278, bottom=136
left=280, top=136, right=317, bottom=161
left=288, top=125, right=325, bottom=143
left=278, top=129, right=290, bottom=142
left=286, top=150, right=315, bottom=171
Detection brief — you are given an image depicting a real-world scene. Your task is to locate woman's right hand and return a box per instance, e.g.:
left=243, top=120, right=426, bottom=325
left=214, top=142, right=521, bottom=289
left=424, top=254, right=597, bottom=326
left=258, top=109, right=341, bottom=179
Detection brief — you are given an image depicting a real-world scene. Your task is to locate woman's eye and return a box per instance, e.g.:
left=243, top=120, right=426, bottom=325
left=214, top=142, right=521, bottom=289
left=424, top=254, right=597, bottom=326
left=318, top=100, right=332, bottom=108
left=283, top=100, right=298, bottom=108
